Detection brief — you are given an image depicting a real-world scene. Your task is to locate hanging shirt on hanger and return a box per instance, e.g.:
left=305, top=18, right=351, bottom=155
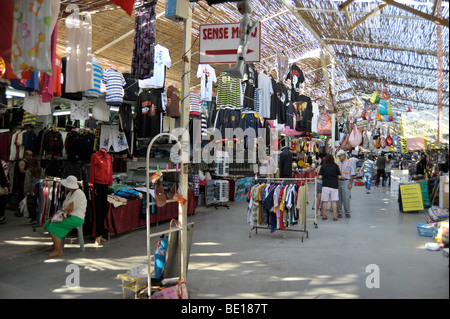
left=257, top=72, right=273, bottom=119
left=103, top=68, right=126, bottom=106
left=138, top=44, right=171, bottom=89
left=285, top=64, right=305, bottom=102
left=85, top=57, right=103, bottom=98
left=135, top=89, right=163, bottom=139
left=243, top=63, right=258, bottom=110
left=197, top=64, right=217, bottom=102
left=216, top=72, right=241, bottom=109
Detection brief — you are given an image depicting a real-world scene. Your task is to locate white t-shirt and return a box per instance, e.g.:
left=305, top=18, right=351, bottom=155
left=196, top=64, right=217, bottom=102
left=138, top=44, right=171, bottom=89
left=258, top=72, right=273, bottom=119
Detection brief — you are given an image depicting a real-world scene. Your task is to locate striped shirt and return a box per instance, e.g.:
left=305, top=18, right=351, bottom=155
left=85, top=58, right=103, bottom=97
left=102, top=68, right=126, bottom=105
left=189, top=91, right=201, bottom=117
left=216, top=72, right=241, bottom=109
left=338, top=159, right=355, bottom=180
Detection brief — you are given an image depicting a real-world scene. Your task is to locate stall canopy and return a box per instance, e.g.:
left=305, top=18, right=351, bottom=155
left=56, top=0, right=449, bottom=116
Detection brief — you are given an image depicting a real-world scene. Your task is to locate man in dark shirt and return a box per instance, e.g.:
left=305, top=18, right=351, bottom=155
left=376, top=153, right=387, bottom=187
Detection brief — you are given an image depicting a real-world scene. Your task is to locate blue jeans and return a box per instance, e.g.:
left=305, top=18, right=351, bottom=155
left=364, top=172, right=373, bottom=191
left=337, top=180, right=351, bottom=215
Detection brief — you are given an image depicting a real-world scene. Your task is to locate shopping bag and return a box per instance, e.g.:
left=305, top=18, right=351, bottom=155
left=19, top=196, right=29, bottom=218
left=50, top=209, right=67, bottom=223
left=154, top=236, right=168, bottom=280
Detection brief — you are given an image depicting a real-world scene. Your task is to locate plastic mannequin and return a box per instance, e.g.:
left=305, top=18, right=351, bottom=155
left=224, top=0, right=258, bottom=79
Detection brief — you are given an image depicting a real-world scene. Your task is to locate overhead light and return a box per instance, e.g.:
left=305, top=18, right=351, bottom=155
left=53, top=111, right=71, bottom=116
left=6, top=87, right=25, bottom=98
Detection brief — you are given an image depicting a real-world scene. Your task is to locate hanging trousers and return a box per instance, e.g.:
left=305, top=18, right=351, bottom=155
left=93, top=183, right=109, bottom=237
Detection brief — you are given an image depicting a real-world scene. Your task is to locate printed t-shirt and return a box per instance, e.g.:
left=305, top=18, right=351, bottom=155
left=196, top=64, right=216, bottom=102
left=138, top=44, right=171, bottom=89
left=136, top=90, right=163, bottom=139
left=285, top=64, right=305, bottom=102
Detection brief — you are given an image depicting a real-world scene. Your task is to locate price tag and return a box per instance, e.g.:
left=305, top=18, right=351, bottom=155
left=173, top=193, right=187, bottom=206
left=150, top=171, right=162, bottom=184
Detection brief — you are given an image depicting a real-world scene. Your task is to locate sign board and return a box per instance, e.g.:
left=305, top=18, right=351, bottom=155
left=199, top=22, right=261, bottom=64
left=390, top=170, right=409, bottom=198
left=401, top=109, right=449, bottom=139
left=399, top=183, right=424, bottom=212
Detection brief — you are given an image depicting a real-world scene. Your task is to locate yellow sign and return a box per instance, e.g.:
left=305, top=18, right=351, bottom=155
left=400, top=183, right=424, bottom=212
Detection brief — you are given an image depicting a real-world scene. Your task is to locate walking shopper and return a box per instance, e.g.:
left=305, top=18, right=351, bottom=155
left=315, top=163, right=322, bottom=219
left=359, top=155, right=375, bottom=194
left=318, top=154, right=341, bottom=221
left=337, top=150, right=355, bottom=218
left=384, top=155, right=393, bottom=187
left=43, top=176, right=87, bottom=258
left=376, top=153, right=387, bottom=187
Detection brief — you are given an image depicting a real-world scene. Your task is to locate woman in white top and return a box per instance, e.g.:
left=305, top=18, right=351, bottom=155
left=44, top=176, right=87, bottom=258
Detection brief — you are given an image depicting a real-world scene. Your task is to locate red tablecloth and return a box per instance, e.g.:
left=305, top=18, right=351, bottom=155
left=105, top=199, right=144, bottom=236
left=105, top=190, right=196, bottom=235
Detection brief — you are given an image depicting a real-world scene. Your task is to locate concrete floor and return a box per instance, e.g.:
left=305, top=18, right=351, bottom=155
left=0, top=184, right=448, bottom=299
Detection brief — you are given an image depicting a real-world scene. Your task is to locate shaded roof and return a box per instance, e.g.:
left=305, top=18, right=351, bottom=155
left=56, top=0, right=449, bottom=116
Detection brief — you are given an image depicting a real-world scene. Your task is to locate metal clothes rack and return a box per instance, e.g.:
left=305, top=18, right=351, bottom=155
left=250, top=177, right=316, bottom=242
left=145, top=132, right=188, bottom=296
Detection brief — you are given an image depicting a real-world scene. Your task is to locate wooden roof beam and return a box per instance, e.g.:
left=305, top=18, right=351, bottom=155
left=324, top=38, right=449, bottom=56
left=385, top=0, right=449, bottom=27
left=348, top=76, right=450, bottom=94
left=347, top=1, right=390, bottom=32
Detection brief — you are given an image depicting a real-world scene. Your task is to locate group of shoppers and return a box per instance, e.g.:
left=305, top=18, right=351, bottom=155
left=316, top=151, right=396, bottom=221
left=316, top=150, right=356, bottom=221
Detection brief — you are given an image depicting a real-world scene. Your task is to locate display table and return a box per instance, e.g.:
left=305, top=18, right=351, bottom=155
left=105, top=199, right=145, bottom=236
left=105, top=190, right=196, bottom=235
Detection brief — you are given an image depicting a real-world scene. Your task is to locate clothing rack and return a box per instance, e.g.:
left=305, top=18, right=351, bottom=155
left=250, top=177, right=314, bottom=242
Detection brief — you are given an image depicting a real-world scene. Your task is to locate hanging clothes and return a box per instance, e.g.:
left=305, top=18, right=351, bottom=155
left=243, top=63, right=258, bottom=110
left=196, top=64, right=217, bottom=102
left=11, top=0, right=53, bottom=77
left=216, top=72, right=241, bottom=109
left=131, top=1, right=157, bottom=80
left=65, top=13, right=93, bottom=93
left=85, top=57, right=103, bottom=98
left=138, top=44, right=171, bottom=89
left=103, top=68, right=126, bottom=106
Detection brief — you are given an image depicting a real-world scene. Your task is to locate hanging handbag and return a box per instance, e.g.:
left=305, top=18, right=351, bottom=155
left=375, top=138, right=381, bottom=149
left=380, top=137, right=387, bottom=148
left=386, top=134, right=393, bottom=146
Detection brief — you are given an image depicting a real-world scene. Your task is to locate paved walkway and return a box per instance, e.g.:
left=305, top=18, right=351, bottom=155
left=0, top=184, right=448, bottom=299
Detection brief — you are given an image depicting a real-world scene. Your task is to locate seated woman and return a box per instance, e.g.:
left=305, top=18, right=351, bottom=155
left=44, top=176, right=87, bottom=258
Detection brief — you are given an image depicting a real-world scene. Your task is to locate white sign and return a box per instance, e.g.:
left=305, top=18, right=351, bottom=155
left=401, top=109, right=449, bottom=139
left=199, top=22, right=261, bottom=64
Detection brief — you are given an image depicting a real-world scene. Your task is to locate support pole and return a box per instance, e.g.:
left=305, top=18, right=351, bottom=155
left=436, top=0, right=443, bottom=144
left=179, top=0, right=193, bottom=281
left=331, top=113, right=336, bottom=156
